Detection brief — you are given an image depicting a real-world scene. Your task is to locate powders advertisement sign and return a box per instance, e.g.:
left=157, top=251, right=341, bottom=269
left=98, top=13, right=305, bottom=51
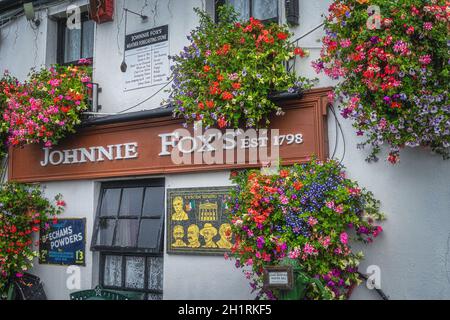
left=39, top=218, right=86, bottom=266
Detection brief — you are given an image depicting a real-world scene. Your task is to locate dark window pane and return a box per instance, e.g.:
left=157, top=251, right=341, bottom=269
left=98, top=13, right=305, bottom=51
left=100, top=189, right=121, bottom=216
left=64, top=27, right=81, bottom=63
left=147, top=257, right=163, bottom=291
left=142, top=187, right=165, bottom=217
left=252, top=0, right=278, bottom=21
left=115, top=219, right=139, bottom=247
left=138, top=219, right=161, bottom=249
left=227, top=0, right=250, bottom=21
left=125, top=256, right=145, bottom=289
left=82, top=19, right=94, bottom=58
left=96, top=218, right=115, bottom=246
left=104, top=255, right=122, bottom=287
left=119, top=188, right=144, bottom=216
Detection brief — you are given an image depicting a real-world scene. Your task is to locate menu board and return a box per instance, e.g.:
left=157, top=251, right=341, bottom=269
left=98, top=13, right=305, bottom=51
left=167, top=187, right=234, bottom=255
left=124, top=25, right=170, bottom=91
left=39, top=218, right=86, bottom=266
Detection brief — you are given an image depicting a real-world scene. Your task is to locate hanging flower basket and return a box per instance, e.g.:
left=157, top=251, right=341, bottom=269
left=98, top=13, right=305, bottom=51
left=0, top=183, right=64, bottom=299
left=167, top=6, right=313, bottom=129
left=226, top=158, right=384, bottom=300
left=313, top=0, right=450, bottom=164
left=0, top=61, right=92, bottom=152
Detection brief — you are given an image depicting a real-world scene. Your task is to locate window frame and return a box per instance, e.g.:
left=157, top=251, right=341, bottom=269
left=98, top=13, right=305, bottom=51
left=91, top=179, right=165, bottom=254
left=57, top=11, right=94, bottom=66
left=215, top=0, right=280, bottom=24
left=99, top=252, right=164, bottom=299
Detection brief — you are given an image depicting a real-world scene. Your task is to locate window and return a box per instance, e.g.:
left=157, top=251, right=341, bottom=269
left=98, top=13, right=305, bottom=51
left=57, top=12, right=94, bottom=65
left=216, top=0, right=279, bottom=23
left=92, top=179, right=165, bottom=299
left=100, top=254, right=163, bottom=300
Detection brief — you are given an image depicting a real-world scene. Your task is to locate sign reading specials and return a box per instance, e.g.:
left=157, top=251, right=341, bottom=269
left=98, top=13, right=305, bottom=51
left=8, top=88, right=331, bottom=183
left=124, top=25, right=170, bottom=91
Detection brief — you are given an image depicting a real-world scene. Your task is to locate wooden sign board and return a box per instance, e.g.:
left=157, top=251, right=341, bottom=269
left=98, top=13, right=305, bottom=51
left=8, top=88, right=330, bottom=183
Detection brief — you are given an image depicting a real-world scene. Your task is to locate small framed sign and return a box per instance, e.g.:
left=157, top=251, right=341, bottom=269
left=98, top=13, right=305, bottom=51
left=166, top=187, right=233, bottom=255
left=263, top=266, right=294, bottom=291
left=39, top=218, right=86, bottom=266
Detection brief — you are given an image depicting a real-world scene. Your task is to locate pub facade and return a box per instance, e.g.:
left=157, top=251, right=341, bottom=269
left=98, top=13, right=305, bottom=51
left=1, top=0, right=450, bottom=300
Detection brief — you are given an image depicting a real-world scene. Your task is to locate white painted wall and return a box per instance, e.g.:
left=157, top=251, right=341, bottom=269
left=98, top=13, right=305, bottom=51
left=1, top=0, right=450, bottom=300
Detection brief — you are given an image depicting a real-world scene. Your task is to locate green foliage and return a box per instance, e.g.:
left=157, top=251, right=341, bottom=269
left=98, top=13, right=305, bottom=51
left=0, top=183, right=64, bottom=298
left=226, top=158, right=384, bottom=299
left=168, top=5, right=314, bottom=129
left=314, top=0, right=450, bottom=163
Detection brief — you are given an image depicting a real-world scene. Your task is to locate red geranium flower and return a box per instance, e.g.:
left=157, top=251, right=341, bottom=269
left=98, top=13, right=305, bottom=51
left=206, top=100, right=215, bottom=109
left=221, top=91, right=233, bottom=100
left=218, top=117, right=227, bottom=128
left=294, top=47, right=306, bottom=57
left=277, top=32, right=288, bottom=40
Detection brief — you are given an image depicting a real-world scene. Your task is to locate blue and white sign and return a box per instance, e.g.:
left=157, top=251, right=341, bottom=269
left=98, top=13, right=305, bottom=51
left=39, top=218, right=86, bottom=266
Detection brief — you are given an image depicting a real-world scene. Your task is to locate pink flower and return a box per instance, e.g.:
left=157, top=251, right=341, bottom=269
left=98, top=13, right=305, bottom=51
left=326, top=201, right=335, bottom=209
left=339, top=38, right=351, bottom=48
left=280, top=195, right=289, bottom=205
left=288, top=248, right=301, bottom=259
left=48, top=79, right=60, bottom=87
left=327, top=91, right=335, bottom=103
left=57, top=200, right=66, bottom=207
left=245, top=258, right=253, bottom=266
left=303, top=243, right=317, bottom=255
left=320, top=236, right=331, bottom=248
left=16, top=273, right=24, bottom=278
left=340, top=232, right=348, bottom=245
left=423, top=22, right=433, bottom=31
left=419, top=54, right=432, bottom=65
left=308, top=217, right=318, bottom=226
left=406, top=26, right=415, bottom=35
left=373, top=226, right=383, bottom=237
left=335, top=204, right=344, bottom=214
left=44, top=141, right=52, bottom=148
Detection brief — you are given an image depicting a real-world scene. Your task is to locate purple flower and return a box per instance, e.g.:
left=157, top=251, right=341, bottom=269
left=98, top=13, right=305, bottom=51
left=256, top=236, right=265, bottom=249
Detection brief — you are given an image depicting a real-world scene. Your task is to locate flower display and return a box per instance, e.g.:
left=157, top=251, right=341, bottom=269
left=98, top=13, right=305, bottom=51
left=227, top=159, right=384, bottom=299
left=313, top=0, right=450, bottom=163
left=0, top=62, right=92, bottom=152
left=167, top=6, right=313, bottom=129
left=0, top=183, right=64, bottom=298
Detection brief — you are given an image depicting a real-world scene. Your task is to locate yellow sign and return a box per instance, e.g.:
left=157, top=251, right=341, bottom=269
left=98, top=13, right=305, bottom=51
left=167, top=187, right=233, bottom=255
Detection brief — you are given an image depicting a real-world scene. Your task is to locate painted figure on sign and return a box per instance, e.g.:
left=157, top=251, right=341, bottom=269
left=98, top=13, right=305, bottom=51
left=200, top=223, right=218, bottom=248
left=216, top=223, right=233, bottom=249
left=187, top=224, right=201, bottom=248
left=172, top=225, right=187, bottom=247
left=171, top=196, right=189, bottom=221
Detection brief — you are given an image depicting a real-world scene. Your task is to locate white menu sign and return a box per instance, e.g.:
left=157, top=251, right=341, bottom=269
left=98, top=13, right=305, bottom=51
left=124, top=25, right=169, bottom=91
left=268, top=272, right=289, bottom=285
